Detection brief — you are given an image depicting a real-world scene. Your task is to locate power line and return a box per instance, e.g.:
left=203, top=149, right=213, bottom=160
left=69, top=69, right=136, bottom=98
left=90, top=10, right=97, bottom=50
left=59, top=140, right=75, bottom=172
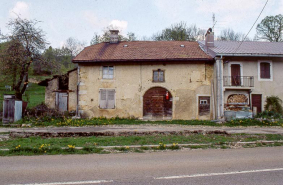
left=235, top=0, right=269, bottom=52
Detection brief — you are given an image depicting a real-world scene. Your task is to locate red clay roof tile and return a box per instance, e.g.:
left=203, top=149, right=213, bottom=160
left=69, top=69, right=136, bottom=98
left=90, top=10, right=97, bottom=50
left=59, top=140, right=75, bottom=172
left=73, top=41, right=212, bottom=62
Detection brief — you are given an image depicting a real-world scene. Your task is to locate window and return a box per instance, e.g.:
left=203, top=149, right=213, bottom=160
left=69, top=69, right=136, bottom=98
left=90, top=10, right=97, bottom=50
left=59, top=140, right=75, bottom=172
left=102, top=66, right=114, bottom=79
left=99, top=89, right=115, bottom=109
left=260, top=62, right=270, bottom=79
left=153, top=69, right=164, bottom=82
left=198, top=96, right=210, bottom=116
left=258, top=61, right=272, bottom=81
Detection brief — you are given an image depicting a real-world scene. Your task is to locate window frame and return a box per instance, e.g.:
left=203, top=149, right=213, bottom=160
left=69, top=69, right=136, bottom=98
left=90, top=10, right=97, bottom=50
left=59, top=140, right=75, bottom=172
left=99, top=88, right=116, bottom=109
left=102, top=66, right=114, bottom=79
left=152, top=69, right=165, bottom=82
left=258, top=60, right=273, bottom=81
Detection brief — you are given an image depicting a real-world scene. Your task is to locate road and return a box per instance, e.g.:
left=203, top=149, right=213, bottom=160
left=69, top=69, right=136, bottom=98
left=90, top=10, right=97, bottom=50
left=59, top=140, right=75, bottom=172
left=1, top=147, right=283, bottom=185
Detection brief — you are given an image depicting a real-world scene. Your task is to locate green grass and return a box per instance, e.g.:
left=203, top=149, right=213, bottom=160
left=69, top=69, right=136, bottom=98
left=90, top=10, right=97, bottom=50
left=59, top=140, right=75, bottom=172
left=0, top=77, right=45, bottom=112
left=1, top=134, right=282, bottom=150
left=1, top=133, right=282, bottom=156
left=11, top=116, right=283, bottom=128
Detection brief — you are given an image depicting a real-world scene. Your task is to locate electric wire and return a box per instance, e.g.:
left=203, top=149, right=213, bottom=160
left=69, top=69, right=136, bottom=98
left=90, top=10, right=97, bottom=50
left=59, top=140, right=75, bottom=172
left=235, top=0, right=269, bottom=52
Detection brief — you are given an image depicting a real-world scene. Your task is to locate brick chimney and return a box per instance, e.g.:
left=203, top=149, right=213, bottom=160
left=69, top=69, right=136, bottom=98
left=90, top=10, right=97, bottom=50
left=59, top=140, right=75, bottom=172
left=205, top=28, right=214, bottom=47
left=110, top=30, right=119, bottom=43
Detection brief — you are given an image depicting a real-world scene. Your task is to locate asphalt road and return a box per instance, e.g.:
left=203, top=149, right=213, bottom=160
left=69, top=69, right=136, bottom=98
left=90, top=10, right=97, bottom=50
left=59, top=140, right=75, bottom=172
left=1, top=147, right=283, bottom=185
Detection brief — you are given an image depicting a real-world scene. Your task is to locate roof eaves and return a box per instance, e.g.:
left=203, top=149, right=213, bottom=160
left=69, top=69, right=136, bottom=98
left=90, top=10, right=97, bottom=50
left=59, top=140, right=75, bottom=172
left=215, top=53, right=283, bottom=57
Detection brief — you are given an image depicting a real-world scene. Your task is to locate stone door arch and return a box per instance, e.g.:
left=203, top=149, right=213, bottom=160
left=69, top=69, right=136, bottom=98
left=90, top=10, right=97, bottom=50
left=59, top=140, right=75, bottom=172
left=143, top=87, right=172, bottom=119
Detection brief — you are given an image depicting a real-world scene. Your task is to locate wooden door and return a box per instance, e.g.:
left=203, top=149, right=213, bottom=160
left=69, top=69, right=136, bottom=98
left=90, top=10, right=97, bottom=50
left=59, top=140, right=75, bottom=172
left=143, top=87, right=172, bottom=118
left=252, top=94, right=262, bottom=113
left=231, top=64, right=241, bottom=86
left=56, top=92, right=68, bottom=112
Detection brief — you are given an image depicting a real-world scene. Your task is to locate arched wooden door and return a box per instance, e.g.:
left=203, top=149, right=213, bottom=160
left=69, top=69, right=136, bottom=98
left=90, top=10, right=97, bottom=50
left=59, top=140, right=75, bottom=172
left=143, top=87, right=172, bottom=118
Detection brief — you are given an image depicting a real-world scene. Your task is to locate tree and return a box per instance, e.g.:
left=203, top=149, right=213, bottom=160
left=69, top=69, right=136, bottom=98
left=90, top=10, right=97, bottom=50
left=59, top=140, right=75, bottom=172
left=152, top=22, right=205, bottom=41
left=0, top=17, right=48, bottom=100
left=90, top=26, right=137, bottom=45
left=64, top=37, right=85, bottom=57
left=218, top=28, right=248, bottom=41
left=256, top=14, right=283, bottom=42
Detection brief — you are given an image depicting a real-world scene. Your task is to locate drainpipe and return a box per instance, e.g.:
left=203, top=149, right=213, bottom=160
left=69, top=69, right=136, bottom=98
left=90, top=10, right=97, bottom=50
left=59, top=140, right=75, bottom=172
left=75, top=65, right=80, bottom=118
left=219, top=55, right=224, bottom=119
left=216, top=55, right=224, bottom=120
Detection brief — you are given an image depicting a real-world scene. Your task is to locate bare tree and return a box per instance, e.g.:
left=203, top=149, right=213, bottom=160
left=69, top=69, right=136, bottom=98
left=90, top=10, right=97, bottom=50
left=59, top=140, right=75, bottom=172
left=0, top=17, right=48, bottom=100
left=256, top=14, right=283, bottom=42
left=64, top=37, right=86, bottom=57
left=218, top=28, right=248, bottom=41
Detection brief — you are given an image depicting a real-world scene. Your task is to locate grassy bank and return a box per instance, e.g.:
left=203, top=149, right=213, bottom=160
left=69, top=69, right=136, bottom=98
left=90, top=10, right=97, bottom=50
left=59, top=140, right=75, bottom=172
left=1, top=133, right=283, bottom=156
left=11, top=116, right=283, bottom=128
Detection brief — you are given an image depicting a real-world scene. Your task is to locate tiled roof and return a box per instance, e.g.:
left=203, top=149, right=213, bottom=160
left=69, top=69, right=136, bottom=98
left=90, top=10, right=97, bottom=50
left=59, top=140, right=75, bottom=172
left=73, top=41, right=212, bottom=62
left=199, top=41, right=283, bottom=56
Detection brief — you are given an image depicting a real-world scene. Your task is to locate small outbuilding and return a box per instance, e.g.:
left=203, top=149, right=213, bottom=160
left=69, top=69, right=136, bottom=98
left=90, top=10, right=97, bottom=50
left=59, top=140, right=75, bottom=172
left=38, top=68, right=78, bottom=112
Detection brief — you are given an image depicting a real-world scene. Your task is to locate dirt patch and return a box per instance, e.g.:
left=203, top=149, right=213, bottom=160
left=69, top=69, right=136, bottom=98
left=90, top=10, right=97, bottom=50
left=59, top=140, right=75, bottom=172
left=9, top=130, right=229, bottom=138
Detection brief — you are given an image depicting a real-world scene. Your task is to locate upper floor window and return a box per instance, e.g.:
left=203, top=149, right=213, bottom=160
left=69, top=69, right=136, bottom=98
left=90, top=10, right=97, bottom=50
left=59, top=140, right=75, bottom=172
left=153, top=69, right=164, bottom=82
left=102, top=66, right=114, bottom=79
left=258, top=61, right=273, bottom=81
left=260, top=62, right=270, bottom=79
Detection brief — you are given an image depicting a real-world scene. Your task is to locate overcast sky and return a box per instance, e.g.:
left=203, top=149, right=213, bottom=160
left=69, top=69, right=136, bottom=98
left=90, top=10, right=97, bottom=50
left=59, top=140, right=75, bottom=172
left=0, top=0, right=282, bottom=48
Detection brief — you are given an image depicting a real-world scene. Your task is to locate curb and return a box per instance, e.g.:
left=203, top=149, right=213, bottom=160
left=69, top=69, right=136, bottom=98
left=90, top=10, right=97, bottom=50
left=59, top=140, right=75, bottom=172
left=1, top=140, right=283, bottom=151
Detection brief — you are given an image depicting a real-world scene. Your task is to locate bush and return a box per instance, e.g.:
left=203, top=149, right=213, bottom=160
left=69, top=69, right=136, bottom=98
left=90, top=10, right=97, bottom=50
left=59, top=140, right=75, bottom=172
left=255, top=110, right=282, bottom=119
left=264, top=96, right=283, bottom=114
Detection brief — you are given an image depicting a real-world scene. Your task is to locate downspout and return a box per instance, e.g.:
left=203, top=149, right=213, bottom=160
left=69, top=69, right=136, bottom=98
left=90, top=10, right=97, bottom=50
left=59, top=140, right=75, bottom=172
left=219, top=55, right=224, bottom=119
left=75, top=65, right=80, bottom=118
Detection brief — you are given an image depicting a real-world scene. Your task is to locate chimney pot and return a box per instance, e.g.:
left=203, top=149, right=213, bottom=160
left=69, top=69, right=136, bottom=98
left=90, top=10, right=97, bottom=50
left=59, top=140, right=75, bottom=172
left=110, top=30, right=119, bottom=43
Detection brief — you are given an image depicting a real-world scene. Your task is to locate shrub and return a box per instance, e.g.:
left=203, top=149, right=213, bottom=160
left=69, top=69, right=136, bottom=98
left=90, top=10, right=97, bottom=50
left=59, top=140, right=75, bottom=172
left=264, top=96, right=283, bottom=114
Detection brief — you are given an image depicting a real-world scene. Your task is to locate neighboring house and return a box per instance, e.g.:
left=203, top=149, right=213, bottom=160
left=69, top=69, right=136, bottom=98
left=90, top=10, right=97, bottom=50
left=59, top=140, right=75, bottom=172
left=199, top=32, right=283, bottom=120
left=71, top=30, right=214, bottom=120
left=38, top=68, right=78, bottom=112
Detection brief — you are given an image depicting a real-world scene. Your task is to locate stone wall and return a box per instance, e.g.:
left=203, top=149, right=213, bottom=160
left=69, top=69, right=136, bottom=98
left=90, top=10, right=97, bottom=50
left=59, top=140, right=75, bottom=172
left=77, top=62, right=214, bottom=120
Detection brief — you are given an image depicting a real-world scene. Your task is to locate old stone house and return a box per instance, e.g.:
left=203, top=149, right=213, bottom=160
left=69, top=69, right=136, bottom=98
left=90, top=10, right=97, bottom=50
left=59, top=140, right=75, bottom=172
left=38, top=68, right=78, bottom=112
left=199, top=32, right=283, bottom=120
left=70, top=30, right=214, bottom=120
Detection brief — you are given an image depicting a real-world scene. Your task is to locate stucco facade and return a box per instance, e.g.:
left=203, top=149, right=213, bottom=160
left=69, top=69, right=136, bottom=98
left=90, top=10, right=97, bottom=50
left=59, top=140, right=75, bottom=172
left=222, top=57, right=283, bottom=112
left=77, top=62, right=214, bottom=120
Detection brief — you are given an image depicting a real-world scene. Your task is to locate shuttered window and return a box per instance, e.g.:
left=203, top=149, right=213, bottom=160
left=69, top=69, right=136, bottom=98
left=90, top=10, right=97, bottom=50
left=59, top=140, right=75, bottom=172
left=99, top=89, right=115, bottom=109
left=153, top=69, right=165, bottom=82
left=260, top=62, right=271, bottom=79
left=102, top=66, right=114, bottom=79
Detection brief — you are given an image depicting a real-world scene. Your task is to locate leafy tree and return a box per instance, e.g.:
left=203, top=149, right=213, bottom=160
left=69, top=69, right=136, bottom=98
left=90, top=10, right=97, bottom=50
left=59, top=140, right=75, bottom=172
left=152, top=22, right=205, bottom=41
left=0, top=17, right=48, bottom=100
left=90, top=26, right=137, bottom=45
left=256, top=14, right=283, bottom=42
left=264, top=96, right=283, bottom=114
left=218, top=28, right=249, bottom=41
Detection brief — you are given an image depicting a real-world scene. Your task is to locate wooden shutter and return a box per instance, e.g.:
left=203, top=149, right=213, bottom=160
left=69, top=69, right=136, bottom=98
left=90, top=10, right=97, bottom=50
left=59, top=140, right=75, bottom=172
left=260, top=63, right=270, bottom=79
left=99, top=89, right=107, bottom=109
left=107, top=89, right=115, bottom=109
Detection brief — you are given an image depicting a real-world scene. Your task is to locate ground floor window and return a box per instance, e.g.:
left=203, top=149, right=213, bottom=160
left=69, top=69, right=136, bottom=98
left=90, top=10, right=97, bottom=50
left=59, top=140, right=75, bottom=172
left=99, top=89, right=115, bottom=109
left=199, top=96, right=210, bottom=116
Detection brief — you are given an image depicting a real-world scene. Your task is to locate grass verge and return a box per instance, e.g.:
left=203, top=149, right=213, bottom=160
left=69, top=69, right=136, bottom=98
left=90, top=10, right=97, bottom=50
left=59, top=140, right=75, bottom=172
left=0, top=133, right=282, bottom=156
left=7, top=117, right=283, bottom=128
